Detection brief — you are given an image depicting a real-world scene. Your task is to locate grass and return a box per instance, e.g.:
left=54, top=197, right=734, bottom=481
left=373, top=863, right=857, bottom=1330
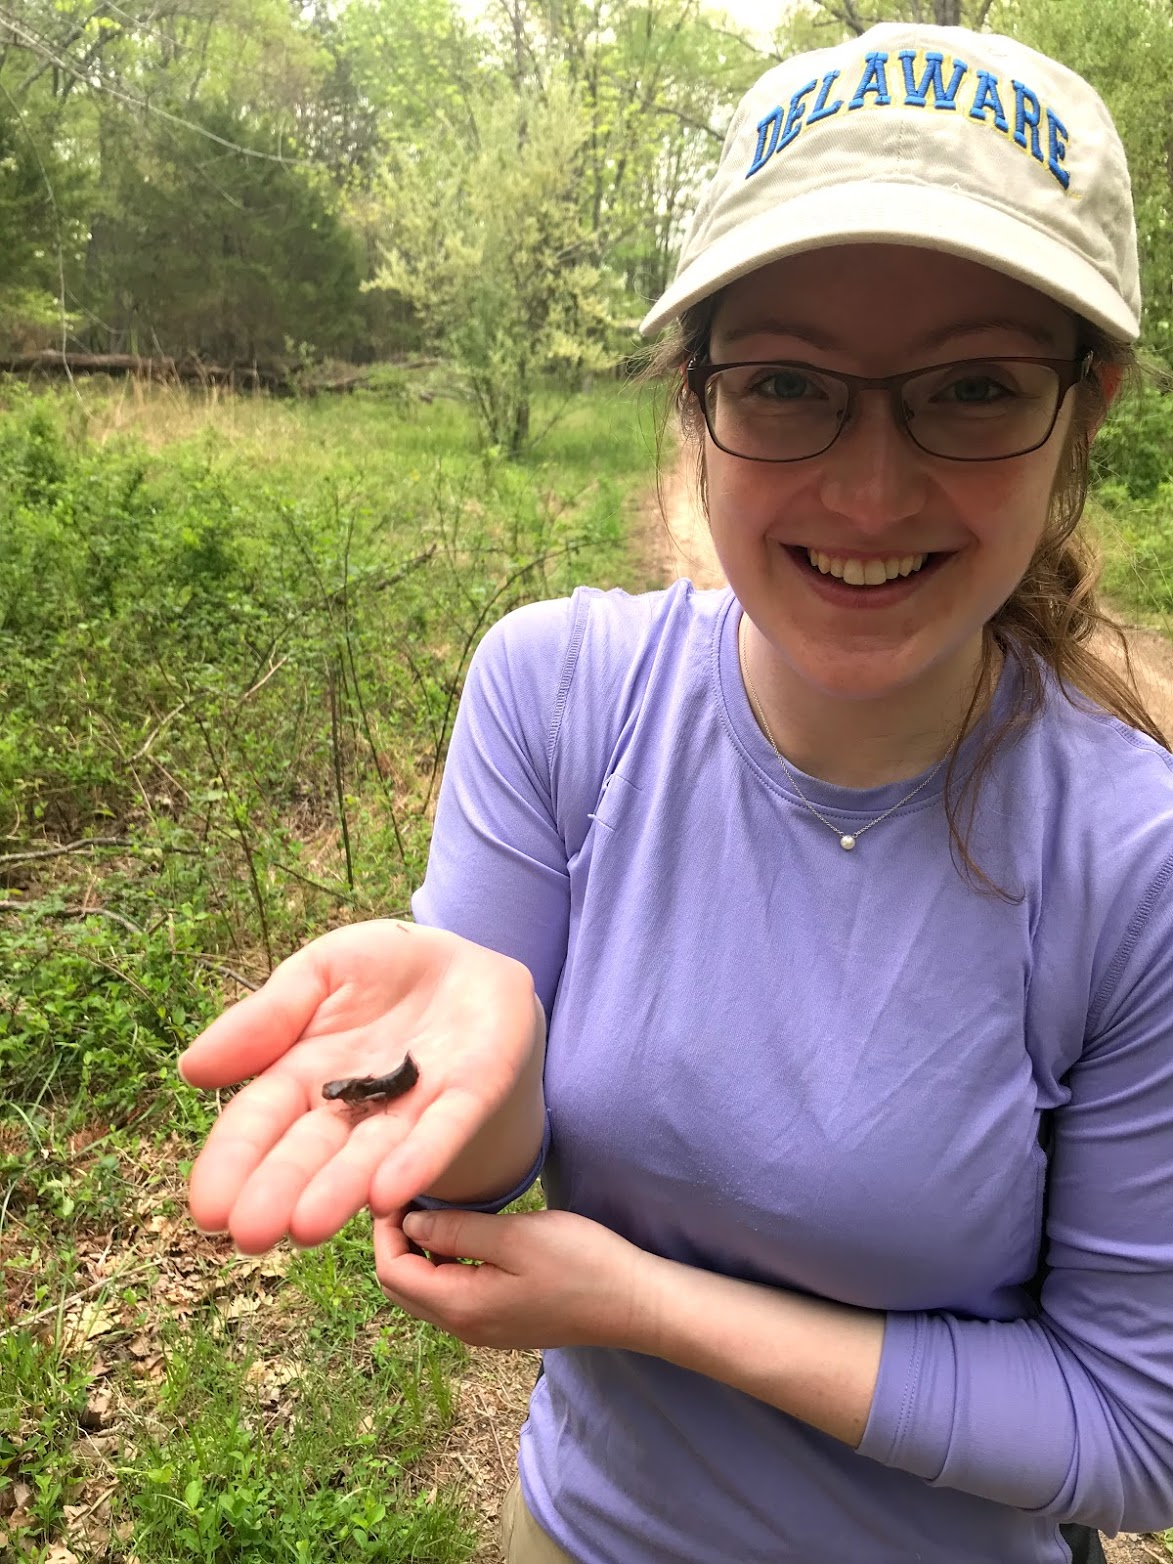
left=0, top=371, right=664, bottom=1561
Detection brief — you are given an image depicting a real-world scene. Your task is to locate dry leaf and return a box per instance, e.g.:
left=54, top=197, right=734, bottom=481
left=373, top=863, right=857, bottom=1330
left=220, top=1294, right=261, bottom=1321
left=12, top=1482, right=32, bottom=1509
left=79, top=1391, right=112, bottom=1430
left=64, top=1301, right=116, bottom=1347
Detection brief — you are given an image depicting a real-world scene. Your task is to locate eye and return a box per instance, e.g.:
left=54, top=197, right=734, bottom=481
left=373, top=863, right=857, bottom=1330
left=931, top=368, right=1019, bottom=405
left=749, top=367, right=826, bottom=401
left=946, top=377, right=1008, bottom=403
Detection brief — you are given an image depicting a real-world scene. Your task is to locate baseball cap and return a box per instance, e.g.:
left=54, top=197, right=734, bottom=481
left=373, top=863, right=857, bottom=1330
left=639, top=24, right=1140, bottom=342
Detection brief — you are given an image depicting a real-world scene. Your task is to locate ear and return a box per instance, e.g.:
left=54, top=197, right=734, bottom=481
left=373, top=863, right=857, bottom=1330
left=1089, top=362, right=1124, bottom=439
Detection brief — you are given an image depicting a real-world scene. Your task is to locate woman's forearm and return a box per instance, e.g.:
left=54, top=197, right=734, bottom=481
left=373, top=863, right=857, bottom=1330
left=628, top=1252, right=886, bottom=1449
left=422, top=992, right=548, bottom=1204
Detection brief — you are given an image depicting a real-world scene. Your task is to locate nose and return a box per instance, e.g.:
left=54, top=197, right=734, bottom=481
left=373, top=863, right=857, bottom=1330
left=816, top=389, right=928, bottom=530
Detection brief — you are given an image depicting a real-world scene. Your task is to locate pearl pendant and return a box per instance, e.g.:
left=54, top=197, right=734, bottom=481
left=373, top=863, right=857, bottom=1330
left=839, top=834, right=856, bottom=851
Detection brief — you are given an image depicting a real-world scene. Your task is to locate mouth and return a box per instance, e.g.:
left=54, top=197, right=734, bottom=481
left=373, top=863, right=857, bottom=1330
left=790, top=546, right=949, bottom=590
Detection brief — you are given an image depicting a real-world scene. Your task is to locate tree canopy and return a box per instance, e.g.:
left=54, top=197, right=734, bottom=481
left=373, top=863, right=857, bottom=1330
left=0, top=0, right=1169, bottom=443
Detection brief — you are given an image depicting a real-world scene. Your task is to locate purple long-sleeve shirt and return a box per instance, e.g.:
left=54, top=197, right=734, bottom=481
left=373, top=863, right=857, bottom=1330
left=412, top=581, right=1173, bottom=1562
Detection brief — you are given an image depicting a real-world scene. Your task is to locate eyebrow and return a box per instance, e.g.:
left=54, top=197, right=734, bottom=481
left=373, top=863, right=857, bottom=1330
left=716, top=316, right=1065, bottom=354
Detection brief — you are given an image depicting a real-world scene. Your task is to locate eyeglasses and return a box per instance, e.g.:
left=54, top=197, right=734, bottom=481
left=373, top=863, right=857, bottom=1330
left=685, top=354, right=1093, bottom=464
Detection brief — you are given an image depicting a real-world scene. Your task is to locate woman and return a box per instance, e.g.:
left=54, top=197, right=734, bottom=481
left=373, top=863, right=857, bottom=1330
left=180, top=22, right=1173, bottom=1564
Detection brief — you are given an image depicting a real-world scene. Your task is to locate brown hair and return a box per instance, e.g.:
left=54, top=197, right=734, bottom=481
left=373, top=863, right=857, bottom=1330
left=644, top=298, right=1169, bottom=896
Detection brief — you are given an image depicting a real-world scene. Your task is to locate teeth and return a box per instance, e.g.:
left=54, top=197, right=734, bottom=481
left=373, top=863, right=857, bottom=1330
left=806, top=550, right=928, bottom=586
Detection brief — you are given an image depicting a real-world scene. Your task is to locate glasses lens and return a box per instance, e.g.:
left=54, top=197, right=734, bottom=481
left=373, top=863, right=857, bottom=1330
left=705, top=365, right=847, bottom=461
left=902, top=360, right=1062, bottom=459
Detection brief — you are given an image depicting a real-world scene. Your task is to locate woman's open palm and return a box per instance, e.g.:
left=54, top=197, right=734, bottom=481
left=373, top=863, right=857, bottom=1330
left=180, top=921, right=539, bottom=1253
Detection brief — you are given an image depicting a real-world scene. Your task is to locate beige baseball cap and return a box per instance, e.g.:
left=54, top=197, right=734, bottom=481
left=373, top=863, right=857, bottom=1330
left=640, top=23, right=1140, bottom=342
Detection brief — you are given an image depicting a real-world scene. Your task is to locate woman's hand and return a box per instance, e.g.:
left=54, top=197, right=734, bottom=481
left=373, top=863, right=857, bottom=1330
left=373, top=1207, right=650, bottom=1351
left=179, top=921, right=542, bottom=1254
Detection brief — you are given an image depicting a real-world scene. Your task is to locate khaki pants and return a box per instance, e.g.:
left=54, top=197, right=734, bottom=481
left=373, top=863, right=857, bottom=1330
left=500, top=1474, right=577, bottom=1563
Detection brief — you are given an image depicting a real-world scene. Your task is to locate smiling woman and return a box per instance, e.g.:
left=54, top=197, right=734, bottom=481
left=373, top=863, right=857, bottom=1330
left=180, top=19, right=1173, bottom=1564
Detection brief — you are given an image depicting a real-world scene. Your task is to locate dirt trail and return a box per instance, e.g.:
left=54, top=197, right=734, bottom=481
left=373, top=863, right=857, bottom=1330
left=438, top=466, right=1172, bottom=1564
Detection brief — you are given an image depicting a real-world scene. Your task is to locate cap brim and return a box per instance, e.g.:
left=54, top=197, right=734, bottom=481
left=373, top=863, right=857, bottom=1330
left=639, top=180, right=1139, bottom=342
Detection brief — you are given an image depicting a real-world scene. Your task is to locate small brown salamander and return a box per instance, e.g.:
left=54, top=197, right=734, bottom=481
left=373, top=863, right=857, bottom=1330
left=322, top=1052, right=419, bottom=1106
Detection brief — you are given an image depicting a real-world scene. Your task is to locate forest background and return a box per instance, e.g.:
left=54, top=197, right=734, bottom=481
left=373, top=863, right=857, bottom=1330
left=2, top=1, right=1173, bottom=1561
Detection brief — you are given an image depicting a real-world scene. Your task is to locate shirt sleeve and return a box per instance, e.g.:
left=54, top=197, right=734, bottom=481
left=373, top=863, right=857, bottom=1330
left=856, top=853, right=1173, bottom=1534
left=409, top=596, right=579, bottom=1211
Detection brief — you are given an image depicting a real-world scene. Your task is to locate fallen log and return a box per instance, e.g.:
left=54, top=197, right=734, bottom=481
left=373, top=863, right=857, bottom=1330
left=0, top=351, right=292, bottom=392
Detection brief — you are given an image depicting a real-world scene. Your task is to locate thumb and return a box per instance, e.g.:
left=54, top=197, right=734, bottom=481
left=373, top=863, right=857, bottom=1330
left=178, top=951, right=327, bottom=1088
left=401, top=1208, right=511, bottom=1266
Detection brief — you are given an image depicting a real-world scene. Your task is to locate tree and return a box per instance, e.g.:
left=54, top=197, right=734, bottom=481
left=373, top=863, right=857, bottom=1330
left=773, top=0, right=996, bottom=39
left=473, top=1, right=760, bottom=303
left=990, top=0, right=1173, bottom=360
left=85, top=103, right=364, bottom=361
left=374, top=77, right=623, bottom=454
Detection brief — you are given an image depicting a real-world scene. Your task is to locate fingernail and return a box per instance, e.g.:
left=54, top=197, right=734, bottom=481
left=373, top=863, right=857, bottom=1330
left=402, top=1212, right=430, bottom=1241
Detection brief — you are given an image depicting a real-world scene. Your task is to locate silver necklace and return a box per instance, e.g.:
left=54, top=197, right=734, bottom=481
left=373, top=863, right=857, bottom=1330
left=737, top=617, right=945, bottom=852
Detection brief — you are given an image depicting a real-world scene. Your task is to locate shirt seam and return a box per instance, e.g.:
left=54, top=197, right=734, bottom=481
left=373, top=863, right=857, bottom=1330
left=547, top=587, right=592, bottom=779
left=1087, top=848, right=1173, bottom=1036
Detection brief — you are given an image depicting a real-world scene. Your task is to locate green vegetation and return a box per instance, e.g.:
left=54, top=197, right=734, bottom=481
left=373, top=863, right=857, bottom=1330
left=0, top=377, right=660, bottom=1561
left=1092, top=379, right=1173, bottom=623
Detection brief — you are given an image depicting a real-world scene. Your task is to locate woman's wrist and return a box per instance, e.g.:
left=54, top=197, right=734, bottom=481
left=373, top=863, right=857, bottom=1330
left=422, top=991, right=548, bottom=1205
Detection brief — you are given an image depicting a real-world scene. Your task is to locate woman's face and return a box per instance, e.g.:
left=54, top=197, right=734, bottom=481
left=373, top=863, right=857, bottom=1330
left=703, top=244, right=1081, bottom=704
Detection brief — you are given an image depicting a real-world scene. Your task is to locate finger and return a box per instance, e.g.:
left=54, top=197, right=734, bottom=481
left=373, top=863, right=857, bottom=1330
left=373, top=1215, right=452, bottom=1308
left=226, top=1107, right=354, bottom=1253
left=401, top=1208, right=508, bottom=1265
left=288, top=1111, right=410, bottom=1248
left=188, top=1071, right=308, bottom=1233
left=372, top=1210, right=413, bottom=1269
left=178, top=949, right=329, bottom=1089
left=368, top=1087, right=491, bottom=1215
left=378, top=1253, right=498, bottom=1335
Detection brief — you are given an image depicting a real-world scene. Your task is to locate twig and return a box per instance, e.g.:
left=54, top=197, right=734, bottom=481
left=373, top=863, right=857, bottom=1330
left=342, top=570, right=409, bottom=867
left=0, top=836, right=128, bottom=866
left=328, top=662, right=356, bottom=894
left=190, top=956, right=262, bottom=992
left=0, top=1257, right=157, bottom=1340
left=0, top=902, right=143, bottom=935
left=65, top=1479, right=119, bottom=1525
left=473, top=1384, right=509, bottom=1481
left=237, top=654, right=290, bottom=706
left=132, top=701, right=188, bottom=759
left=1134, top=1540, right=1170, bottom=1564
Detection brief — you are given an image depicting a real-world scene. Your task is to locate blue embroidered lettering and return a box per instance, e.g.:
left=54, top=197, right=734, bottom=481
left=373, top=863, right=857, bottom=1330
left=747, top=107, right=784, bottom=178
left=808, top=69, right=843, bottom=125
left=848, top=52, right=891, bottom=109
left=778, top=79, right=819, bottom=151
left=1046, top=108, right=1070, bottom=189
left=898, top=50, right=968, bottom=110
left=1012, top=80, right=1043, bottom=162
left=968, top=69, right=1009, bottom=131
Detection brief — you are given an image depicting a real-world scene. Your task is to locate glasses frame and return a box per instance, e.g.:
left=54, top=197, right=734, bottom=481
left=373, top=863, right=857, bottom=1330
left=685, top=353, right=1094, bottom=464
